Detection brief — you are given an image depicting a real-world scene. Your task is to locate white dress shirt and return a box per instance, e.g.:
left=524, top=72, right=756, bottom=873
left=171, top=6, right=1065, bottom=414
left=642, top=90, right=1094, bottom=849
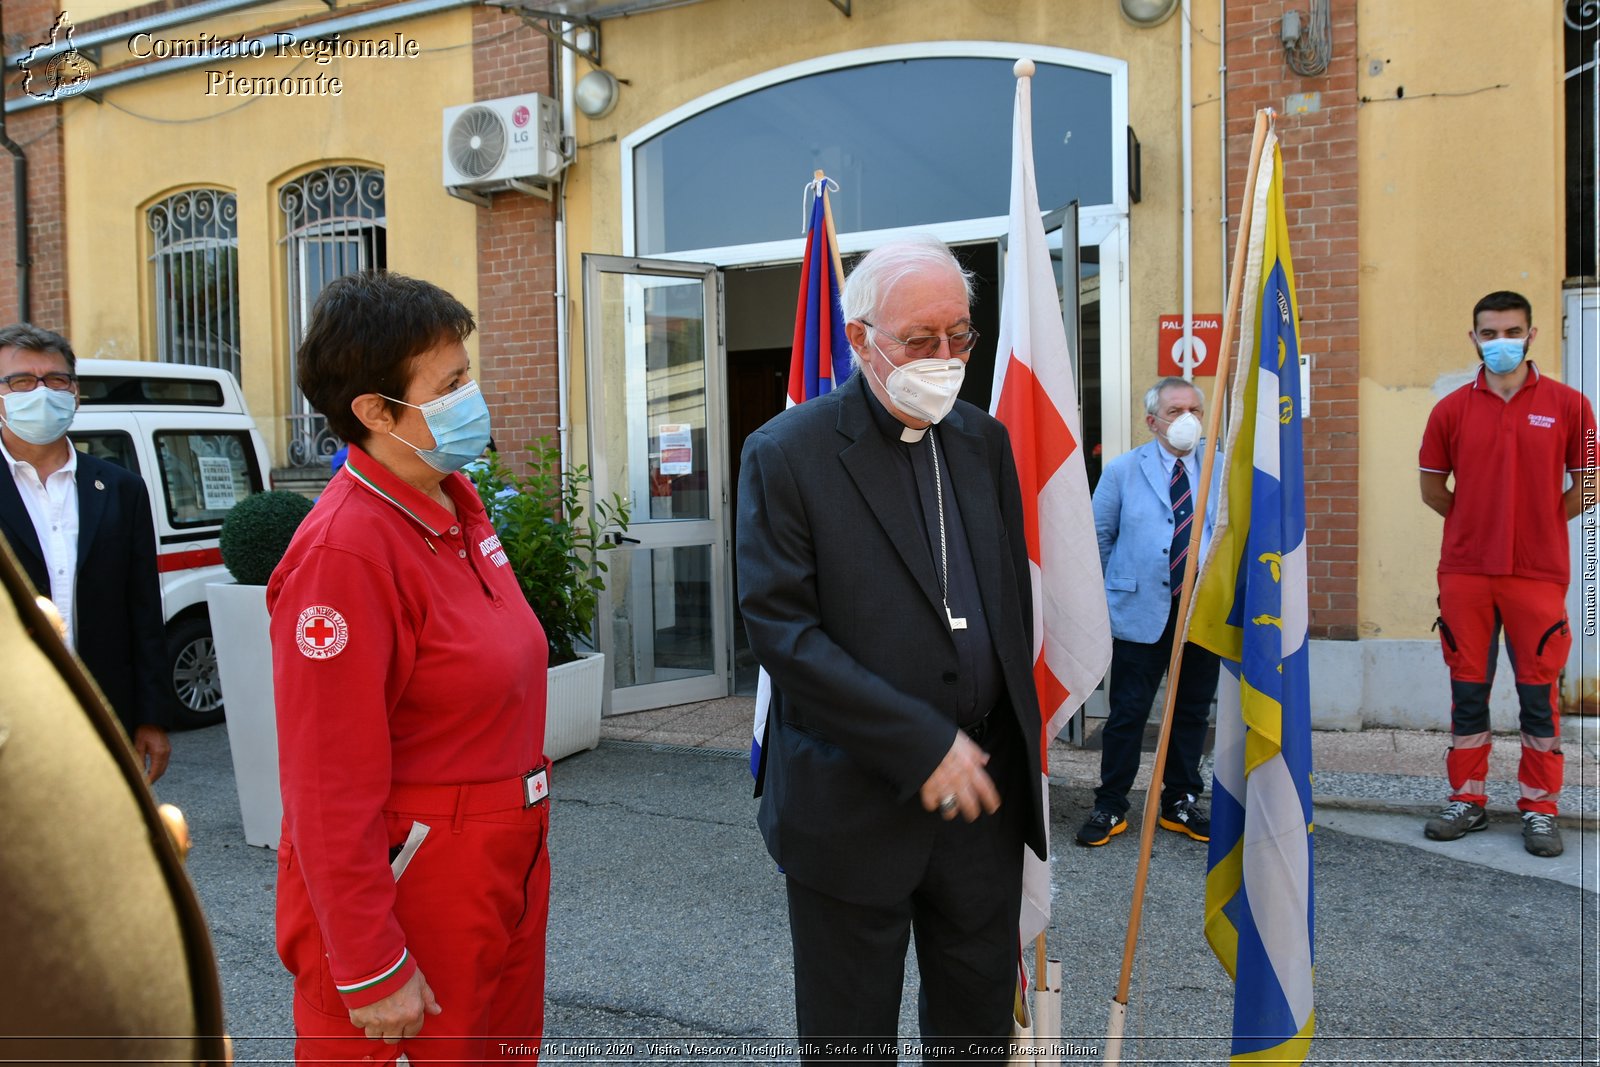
left=1155, top=440, right=1201, bottom=493
left=2, top=437, right=80, bottom=650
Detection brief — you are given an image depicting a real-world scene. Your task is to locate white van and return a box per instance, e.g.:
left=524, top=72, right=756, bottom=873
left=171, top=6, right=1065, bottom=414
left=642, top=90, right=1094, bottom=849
left=70, top=358, right=274, bottom=729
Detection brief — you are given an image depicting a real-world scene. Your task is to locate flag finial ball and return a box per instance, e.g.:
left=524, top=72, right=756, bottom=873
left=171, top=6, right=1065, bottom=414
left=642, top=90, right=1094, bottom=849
left=1013, top=58, right=1035, bottom=79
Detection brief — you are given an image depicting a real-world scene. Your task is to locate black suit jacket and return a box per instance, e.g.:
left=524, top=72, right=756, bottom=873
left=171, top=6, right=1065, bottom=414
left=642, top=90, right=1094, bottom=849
left=0, top=448, right=170, bottom=735
left=737, top=374, right=1045, bottom=906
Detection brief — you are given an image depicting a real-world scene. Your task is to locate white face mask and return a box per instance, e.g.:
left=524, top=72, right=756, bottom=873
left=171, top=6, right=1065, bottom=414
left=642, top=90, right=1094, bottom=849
left=868, top=341, right=966, bottom=424
left=1160, top=411, right=1202, bottom=454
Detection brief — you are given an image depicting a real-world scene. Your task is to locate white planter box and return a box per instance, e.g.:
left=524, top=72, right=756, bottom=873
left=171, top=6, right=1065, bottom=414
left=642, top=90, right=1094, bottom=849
left=206, top=585, right=601, bottom=846
left=206, top=581, right=281, bottom=849
left=545, top=652, right=605, bottom=761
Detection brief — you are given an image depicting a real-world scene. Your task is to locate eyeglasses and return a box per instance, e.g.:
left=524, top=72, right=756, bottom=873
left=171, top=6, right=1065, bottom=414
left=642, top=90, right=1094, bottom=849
left=0, top=372, right=77, bottom=392
left=863, top=321, right=980, bottom=358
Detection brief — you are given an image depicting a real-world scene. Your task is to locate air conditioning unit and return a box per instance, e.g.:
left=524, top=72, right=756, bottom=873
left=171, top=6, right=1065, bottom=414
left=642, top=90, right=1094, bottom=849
left=441, top=93, right=564, bottom=203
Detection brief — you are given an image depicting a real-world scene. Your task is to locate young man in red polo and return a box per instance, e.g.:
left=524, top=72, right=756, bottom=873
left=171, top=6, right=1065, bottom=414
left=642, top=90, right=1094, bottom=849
left=1418, top=290, right=1596, bottom=858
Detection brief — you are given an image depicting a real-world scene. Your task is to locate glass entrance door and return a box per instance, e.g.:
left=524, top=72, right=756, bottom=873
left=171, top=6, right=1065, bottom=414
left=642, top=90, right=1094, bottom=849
left=583, top=255, right=730, bottom=713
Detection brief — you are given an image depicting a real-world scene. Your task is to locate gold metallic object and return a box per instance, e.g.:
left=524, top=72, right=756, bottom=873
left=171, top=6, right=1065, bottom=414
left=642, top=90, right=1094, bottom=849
left=158, top=804, right=193, bottom=863
left=33, top=596, right=67, bottom=641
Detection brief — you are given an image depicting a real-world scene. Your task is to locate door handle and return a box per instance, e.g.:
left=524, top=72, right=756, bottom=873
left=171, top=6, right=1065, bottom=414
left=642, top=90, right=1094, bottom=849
left=607, top=533, right=641, bottom=545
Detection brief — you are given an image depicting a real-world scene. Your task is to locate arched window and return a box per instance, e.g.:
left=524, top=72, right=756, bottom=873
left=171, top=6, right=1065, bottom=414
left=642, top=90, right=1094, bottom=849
left=147, top=189, right=240, bottom=379
left=630, top=52, right=1118, bottom=256
left=278, top=164, right=386, bottom=467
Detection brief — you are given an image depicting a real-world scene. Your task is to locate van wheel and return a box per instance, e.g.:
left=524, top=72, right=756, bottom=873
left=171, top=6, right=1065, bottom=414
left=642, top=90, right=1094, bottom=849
left=168, top=616, right=225, bottom=729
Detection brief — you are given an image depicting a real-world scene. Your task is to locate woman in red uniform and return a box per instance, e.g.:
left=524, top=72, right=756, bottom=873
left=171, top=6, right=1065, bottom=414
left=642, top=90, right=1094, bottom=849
left=269, top=271, right=551, bottom=1063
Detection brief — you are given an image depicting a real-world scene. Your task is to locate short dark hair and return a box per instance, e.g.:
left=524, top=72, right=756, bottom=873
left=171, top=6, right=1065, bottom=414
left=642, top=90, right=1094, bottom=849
left=1472, top=290, right=1532, bottom=327
left=296, top=271, right=475, bottom=445
left=0, top=323, right=77, bottom=370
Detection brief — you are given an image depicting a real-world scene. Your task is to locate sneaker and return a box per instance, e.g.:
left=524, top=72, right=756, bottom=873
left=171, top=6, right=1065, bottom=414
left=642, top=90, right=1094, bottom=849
left=1158, top=794, right=1211, bottom=842
left=1423, top=800, right=1487, bottom=841
left=1074, top=809, right=1127, bottom=847
left=1521, top=812, right=1564, bottom=858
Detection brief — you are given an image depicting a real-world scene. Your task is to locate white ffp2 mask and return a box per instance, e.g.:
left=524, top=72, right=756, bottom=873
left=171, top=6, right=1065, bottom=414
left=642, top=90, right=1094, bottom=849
left=870, top=347, right=966, bottom=424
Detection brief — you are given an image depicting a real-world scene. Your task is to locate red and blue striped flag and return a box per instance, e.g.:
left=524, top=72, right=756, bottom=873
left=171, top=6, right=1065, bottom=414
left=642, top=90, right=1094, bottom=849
left=752, top=174, right=850, bottom=778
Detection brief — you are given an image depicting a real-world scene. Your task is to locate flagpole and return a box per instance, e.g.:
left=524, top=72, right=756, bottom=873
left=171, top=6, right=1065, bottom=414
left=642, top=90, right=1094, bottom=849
left=1102, top=108, right=1272, bottom=1065
left=814, top=169, right=847, bottom=290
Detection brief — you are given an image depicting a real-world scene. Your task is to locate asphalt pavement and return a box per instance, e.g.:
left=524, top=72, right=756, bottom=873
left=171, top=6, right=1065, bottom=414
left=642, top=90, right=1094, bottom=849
left=151, top=718, right=1599, bottom=1066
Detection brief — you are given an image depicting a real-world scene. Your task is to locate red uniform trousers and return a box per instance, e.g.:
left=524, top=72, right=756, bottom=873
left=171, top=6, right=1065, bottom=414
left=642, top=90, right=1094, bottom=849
left=277, top=777, right=551, bottom=1065
left=1435, top=573, right=1570, bottom=814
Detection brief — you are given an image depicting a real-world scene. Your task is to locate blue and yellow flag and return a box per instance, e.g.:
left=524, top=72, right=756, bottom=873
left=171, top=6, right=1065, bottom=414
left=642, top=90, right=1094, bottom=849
left=1189, top=121, right=1314, bottom=1064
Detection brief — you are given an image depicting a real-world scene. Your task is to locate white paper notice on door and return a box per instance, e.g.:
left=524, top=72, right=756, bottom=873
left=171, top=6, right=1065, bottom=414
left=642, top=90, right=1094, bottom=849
left=658, top=423, right=693, bottom=476
left=197, top=455, right=238, bottom=511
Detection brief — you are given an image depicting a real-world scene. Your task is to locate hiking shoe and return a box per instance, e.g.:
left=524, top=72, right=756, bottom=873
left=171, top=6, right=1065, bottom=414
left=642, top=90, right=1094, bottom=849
left=1423, top=800, right=1488, bottom=840
left=1521, top=812, right=1564, bottom=858
left=1074, top=809, right=1127, bottom=847
left=1158, top=794, right=1211, bottom=842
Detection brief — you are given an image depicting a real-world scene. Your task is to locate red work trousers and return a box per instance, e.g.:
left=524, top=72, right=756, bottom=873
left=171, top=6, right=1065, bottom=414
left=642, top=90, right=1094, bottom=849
left=1435, top=573, right=1570, bottom=815
left=277, top=780, right=551, bottom=1065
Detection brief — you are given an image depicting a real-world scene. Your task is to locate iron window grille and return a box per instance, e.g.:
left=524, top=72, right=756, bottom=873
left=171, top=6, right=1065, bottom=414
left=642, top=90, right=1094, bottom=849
left=278, top=165, right=388, bottom=468
left=147, top=189, right=241, bottom=380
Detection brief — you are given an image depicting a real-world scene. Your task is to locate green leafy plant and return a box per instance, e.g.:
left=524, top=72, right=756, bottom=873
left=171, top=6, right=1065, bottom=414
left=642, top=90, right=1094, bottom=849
left=218, top=489, right=314, bottom=586
left=470, top=440, right=631, bottom=666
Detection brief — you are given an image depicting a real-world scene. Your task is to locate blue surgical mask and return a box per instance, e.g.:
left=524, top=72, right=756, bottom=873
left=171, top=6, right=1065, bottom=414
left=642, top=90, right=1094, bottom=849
left=1, top=386, right=77, bottom=445
left=1479, top=338, right=1527, bottom=375
left=383, top=380, right=493, bottom=474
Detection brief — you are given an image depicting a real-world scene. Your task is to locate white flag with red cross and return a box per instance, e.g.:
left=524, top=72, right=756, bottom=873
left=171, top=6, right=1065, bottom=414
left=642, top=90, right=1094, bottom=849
left=989, top=62, right=1113, bottom=945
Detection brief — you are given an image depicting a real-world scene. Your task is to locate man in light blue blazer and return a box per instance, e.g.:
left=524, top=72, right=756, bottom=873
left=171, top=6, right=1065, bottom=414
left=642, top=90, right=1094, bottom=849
left=1076, top=377, right=1221, bottom=847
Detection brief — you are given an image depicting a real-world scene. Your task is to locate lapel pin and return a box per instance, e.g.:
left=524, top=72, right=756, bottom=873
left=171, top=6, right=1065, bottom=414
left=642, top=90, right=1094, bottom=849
left=94, top=480, right=105, bottom=491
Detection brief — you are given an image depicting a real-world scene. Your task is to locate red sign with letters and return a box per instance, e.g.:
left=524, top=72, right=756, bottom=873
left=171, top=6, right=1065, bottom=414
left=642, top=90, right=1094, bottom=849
left=1157, top=315, right=1223, bottom=377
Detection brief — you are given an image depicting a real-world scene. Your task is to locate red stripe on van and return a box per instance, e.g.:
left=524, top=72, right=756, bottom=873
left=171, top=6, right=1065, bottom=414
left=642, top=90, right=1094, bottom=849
left=158, top=547, right=224, bottom=573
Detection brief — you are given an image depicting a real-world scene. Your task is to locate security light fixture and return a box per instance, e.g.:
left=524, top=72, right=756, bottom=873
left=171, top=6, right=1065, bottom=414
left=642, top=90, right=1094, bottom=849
left=1118, top=0, right=1180, bottom=27
left=575, top=68, right=619, bottom=118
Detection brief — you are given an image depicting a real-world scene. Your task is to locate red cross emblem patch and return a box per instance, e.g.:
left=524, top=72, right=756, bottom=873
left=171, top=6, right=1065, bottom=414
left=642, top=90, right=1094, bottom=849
left=295, top=605, right=349, bottom=660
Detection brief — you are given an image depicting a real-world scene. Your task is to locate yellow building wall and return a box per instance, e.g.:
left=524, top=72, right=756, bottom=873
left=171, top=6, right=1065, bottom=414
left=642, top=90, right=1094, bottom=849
left=1355, top=0, right=1563, bottom=638
left=559, top=0, right=1227, bottom=466
left=61, top=3, right=482, bottom=465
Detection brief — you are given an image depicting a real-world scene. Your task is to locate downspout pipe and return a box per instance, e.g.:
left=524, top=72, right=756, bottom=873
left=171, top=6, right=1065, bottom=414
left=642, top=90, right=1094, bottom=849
left=0, top=3, right=30, bottom=322
left=556, top=21, right=574, bottom=466
left=1219, top=0, right=1230, bottom=315
left=1181, top=0, right=1194, bottom=382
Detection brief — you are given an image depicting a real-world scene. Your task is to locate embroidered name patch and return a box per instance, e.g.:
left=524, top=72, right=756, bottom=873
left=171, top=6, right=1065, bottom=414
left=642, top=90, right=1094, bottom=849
left=1528, top=413, right=1555, bottom=429
left=296, top=605, right=349, bottom=660
left=479, top=533, right=509, bottom=568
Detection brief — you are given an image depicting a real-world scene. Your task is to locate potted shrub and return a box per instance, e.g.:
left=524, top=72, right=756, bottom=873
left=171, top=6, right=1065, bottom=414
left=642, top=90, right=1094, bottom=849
left=470, top=441, right=630, bottom=760
left=207, top=490, right=312, bottom=848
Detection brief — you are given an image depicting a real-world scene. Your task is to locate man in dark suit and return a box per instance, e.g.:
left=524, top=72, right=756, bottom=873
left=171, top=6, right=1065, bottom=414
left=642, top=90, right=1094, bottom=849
left=737, top=237, right=1044, bottom=1061
left=0, top=323, right=171, bottom=782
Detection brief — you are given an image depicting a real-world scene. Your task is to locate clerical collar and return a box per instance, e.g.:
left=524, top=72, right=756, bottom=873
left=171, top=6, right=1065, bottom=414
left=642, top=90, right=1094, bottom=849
left=862, top=375, right=931, bottom=444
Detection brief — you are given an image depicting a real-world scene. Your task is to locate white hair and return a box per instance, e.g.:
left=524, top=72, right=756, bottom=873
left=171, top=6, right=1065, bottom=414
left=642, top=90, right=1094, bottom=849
left=1144, top=376, right=1205, bottom=416
left=841, top=236, right=974, bottom=369
left=841, top=236, right=974, bottom=326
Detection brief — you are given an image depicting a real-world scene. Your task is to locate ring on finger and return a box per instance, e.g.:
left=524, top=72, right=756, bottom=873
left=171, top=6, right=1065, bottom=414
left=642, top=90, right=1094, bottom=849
left=938, top=793, right=958, bottom=814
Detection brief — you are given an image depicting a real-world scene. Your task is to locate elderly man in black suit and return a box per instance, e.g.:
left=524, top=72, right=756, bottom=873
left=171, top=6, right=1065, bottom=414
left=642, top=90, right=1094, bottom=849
left=738, top=236, right=1044, bottom=1062
left=0, top=323, right=171, bottom=782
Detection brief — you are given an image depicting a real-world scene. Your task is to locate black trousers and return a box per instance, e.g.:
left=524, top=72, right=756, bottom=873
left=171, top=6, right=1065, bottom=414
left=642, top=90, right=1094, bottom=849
left=785, top=718, right=1027, bottom=1065
left=1094, top=598, right=1221, bottom=816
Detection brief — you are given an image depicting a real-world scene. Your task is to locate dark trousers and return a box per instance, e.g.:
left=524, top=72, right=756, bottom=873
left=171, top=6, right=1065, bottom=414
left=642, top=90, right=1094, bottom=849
left=785, top=722, right=1026, bottom=1064
left=1095, top=599, right=1221, bottom=816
